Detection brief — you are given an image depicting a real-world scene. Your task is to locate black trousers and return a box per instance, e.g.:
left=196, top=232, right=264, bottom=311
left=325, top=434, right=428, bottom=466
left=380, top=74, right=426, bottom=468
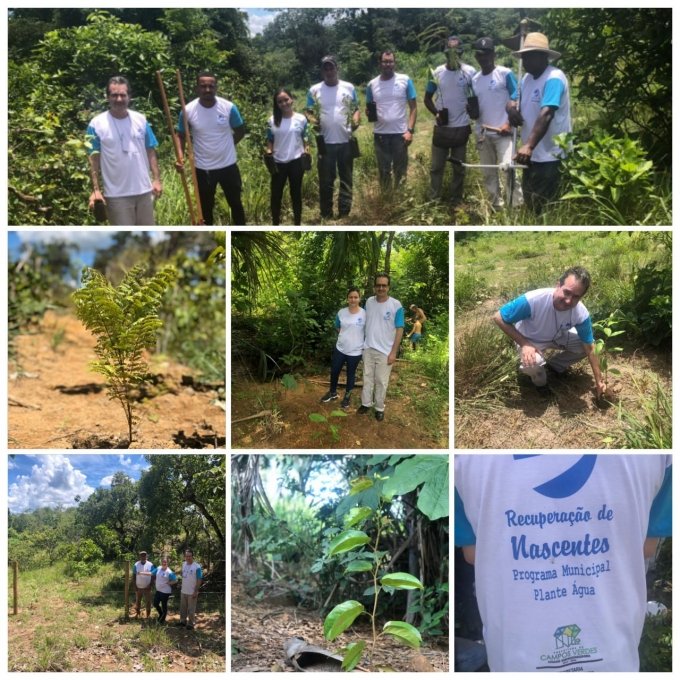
left=271, top=157, right=304, bottom=226
left=153, top=591, right=171, bottom=620
left=196, top=164, right=246, bottom=226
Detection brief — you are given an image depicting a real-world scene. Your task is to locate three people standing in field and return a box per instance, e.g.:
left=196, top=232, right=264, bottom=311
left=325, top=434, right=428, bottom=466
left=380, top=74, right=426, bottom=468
left=86, top=30, right=569, bottom=224
left=131, top=549, right=202, bottom=629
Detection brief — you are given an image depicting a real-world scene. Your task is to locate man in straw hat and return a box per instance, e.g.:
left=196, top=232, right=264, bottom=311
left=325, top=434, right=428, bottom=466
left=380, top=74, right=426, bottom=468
left=506, top=32, right=571, bottom=214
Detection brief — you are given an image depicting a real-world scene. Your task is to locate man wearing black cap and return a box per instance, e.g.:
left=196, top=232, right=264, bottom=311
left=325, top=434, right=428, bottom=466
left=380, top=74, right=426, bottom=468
left=506, top=33, right=572, bottom=213
left=306, top=57, right=360, bottom=219
left=472, top=37, right=523, bottom=210
left=424, top=36, right=476, bottom=204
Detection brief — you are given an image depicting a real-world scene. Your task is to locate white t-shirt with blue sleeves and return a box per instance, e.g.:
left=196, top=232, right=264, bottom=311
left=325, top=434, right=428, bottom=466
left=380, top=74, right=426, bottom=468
left=86, top=110, right=158, bottom=198
left=472, top=65, right=518, bottom=130
left=364, top=296, right=404, bottom=356
left=454, top=454, right=672, bottom=672
left=366, top=74, right=416, bottom=134
left=520, top=64, right=571, bottom=162
left=500, top=288, right=593, bottom=344
left=151, top=565, right=177, bottom=594
left=334, top=307, right=366, bottom=356
left=267, top=112, right=308, bottom=163
left=426, top=63, right=477, bottom=127
left=306, top=80, right=358, bottom=144
left=181, top=561, right=203, bottom=594
left=178, top=96, right=244, bottom=170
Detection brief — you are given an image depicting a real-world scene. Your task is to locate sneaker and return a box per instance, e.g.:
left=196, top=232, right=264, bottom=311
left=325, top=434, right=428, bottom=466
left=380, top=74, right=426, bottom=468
left=357, top=405, right=371, bottom=415
left=320, top=391, right=339, bottom=403
left=375, top=410, right=385, bottom=422
left=341, top=392, right=352, bottom=409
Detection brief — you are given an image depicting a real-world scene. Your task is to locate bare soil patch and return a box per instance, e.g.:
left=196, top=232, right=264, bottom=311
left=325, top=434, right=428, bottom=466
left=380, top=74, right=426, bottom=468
left=9, top=311, right=225, bottom=449
left=232, top=361, right=448, bottom=449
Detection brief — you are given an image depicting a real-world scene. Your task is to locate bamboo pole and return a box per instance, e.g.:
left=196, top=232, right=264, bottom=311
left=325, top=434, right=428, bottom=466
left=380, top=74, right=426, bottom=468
left=176, top=69, right=205, bottom=225
left=156, top=70, right=197, bottom=225
left=13, top=561, right=18, bottom=615
left=124, top=561, right=130, bottom=621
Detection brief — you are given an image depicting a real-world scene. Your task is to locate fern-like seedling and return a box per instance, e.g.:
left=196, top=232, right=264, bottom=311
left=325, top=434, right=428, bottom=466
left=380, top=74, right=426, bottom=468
left=72, top=264, right=177, bottom=444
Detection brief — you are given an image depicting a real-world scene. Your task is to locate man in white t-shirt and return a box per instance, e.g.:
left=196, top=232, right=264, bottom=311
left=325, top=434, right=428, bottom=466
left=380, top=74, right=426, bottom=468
left=471, top=37, right=523, bottom=210
left=358, top=273, right=404, bottom=421
left=455, top=454, right=672, bottom=672
left=307, top=56, right=360, bottom=219
left=424, top=36, right=476, bottom=204
left=177, top=72, right=246, bottom=226
left=365, top=51, right=417, bottom=191
left=132, top=550, right=154, bottom=618
left=507, top=33, right=572, bottom=213
left=87, top=76, right=162, bottom=225
left=493, top=266, right=605, bottom=398
left=177, top=549, right=203, bottom=630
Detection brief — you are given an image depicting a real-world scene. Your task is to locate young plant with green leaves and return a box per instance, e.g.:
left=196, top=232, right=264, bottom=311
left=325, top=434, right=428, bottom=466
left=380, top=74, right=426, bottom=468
left=309, top=409, right=348, bottom=443
left=593, top=313, right=625, bottom=393
left=72, top=264, right=177, bottom=442
left=323, top=474, right=424, bottom=671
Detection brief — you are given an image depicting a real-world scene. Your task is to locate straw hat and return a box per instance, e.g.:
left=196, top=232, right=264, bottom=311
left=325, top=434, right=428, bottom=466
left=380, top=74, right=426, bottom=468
left=512, top=32, right=561, bottom=60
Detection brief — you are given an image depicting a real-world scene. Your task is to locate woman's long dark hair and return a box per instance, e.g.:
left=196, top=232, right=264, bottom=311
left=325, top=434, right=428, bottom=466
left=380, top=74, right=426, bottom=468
left=272, top=88, right=294, bottom=127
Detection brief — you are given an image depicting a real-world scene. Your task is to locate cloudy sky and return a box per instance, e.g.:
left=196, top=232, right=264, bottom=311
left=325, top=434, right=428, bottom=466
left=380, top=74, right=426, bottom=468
left=243, top=8, right=279, bottom=36
left=8, top=454, right=151, bottom=514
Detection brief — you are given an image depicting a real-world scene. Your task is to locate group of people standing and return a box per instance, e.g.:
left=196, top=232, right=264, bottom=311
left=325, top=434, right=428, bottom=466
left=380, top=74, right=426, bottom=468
left=320, top=274, right=425, bottom=421
left=86, top=30, right=570, bottom=225
left=132, top=549, right=203, bottom=629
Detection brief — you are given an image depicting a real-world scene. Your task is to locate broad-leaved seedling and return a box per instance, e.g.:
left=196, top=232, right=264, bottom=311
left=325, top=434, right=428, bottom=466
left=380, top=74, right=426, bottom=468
left=323, top=474, right=424, bottom=670
left=72, top=264, right=177, bottom=442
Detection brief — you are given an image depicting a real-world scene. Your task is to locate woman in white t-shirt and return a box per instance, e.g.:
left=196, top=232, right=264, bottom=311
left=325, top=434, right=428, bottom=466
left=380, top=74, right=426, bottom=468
left=320, top=287, right=366, bottom=409
left=152, top=556, right=177, bottom=624
left=266, top=88, right=310, bottom=225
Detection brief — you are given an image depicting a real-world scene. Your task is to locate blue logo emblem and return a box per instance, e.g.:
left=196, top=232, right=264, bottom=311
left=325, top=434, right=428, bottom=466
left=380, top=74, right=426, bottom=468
left=513, top=455, right=597, bottom=498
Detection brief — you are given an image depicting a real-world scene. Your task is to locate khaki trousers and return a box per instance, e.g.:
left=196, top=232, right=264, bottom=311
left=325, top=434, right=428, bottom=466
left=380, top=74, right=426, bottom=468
left=361, top=347, right=394, bottom=412
left=180, top=593, right=198, bottom=625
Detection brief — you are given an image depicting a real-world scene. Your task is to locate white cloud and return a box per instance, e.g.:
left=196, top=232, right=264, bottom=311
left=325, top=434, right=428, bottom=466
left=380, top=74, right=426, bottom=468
left=100, top=474, right=114, bottom=486
left=246, top=9, right=279, bottom=36
left=15, top=231, right=111, bottom=250
left=8, top=455, right=95, bottom=513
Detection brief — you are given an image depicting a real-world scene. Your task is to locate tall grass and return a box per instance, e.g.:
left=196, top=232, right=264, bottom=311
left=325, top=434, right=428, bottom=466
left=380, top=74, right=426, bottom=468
left=617, top=377, right=672, bottom=449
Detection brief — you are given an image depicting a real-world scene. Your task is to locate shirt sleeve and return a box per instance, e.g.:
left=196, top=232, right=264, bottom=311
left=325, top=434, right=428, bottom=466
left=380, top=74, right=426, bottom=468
left=499, top=294, right=531, bottom=324
left=541, top=77, right=565, bottom=109
left=406, top=78, right=417, bottom=100
left=300, top=118, right=309, bottom=142
left=176, top=111, right=185, bottom=134
left=230, top=104, right=244, bottom=128
left=145, top=122, right=159, bottom=149
left=575, top=316, right=594, bottom=344
left=506, top=71, right=519, bottom=100
left=306, top=89, right=315, bottom=108
left=425, top=76, right=437, bottom=94
left=266, top=120, right=274, bottom=142
left=196, top=567, right=203, bottom=579
left=132, top=565, right=137, bottom=576
left=351, top=88, right=359, bottom=108
left=395, top=307, right=405, bottom=328
left=334, top=313, right=341, bottom=330
left=648, top=465, right=672, bottom=537
left=86, top=125, right=101, bottom=155
left=169, top=571, right=178, bottom=582
left=455, top=488, right=476, bottom=546
left=365, top=83, right=373, bottom=104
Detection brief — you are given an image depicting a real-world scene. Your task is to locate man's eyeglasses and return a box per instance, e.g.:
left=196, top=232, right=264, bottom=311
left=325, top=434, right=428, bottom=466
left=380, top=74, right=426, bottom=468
left=374, top=284, right=388, bottom=288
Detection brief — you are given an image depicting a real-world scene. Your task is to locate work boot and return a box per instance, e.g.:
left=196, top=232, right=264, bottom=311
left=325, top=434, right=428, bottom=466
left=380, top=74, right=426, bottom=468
left=357, top=405, right=371, bottom=415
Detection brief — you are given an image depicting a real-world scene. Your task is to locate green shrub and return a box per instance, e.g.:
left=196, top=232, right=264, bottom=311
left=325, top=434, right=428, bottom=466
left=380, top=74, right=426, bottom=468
left=454, top=272, right=488, bottom=313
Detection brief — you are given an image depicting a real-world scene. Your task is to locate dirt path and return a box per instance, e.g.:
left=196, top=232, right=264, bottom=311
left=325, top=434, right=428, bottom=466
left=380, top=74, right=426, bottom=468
left=9, top=311, right=225, bottom=449
left=232, top=361, right=448, bottom=449
left=231, top=581, right=448, bottom=672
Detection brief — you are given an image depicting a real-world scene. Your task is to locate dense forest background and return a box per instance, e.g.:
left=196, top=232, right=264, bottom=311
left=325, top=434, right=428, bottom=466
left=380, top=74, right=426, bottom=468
left=8, top=8, right=671, bottom=226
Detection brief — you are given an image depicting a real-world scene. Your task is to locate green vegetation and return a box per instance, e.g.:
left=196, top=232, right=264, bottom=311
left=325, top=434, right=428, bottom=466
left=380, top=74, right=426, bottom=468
left=73, top=265, right=177, bottom=442
left=232, top=455, right=448, bottom=672
left=455, top=231, right=671, bottom=449
left=8, top=8, right=670, bottom=225
left=8, top=455, right=225, bottom=671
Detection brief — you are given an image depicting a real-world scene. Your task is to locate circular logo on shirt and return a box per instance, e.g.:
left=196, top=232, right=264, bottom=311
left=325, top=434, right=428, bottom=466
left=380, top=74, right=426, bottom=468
left=513, top=455, right=597, bottom=498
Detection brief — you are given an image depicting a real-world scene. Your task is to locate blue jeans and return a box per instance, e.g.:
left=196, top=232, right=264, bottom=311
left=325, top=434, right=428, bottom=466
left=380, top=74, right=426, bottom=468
left=330, top=347, right=362, bottom=393
left=318, top=142, right=353, bottom=217
left=373, top=133, right=408, bottom=191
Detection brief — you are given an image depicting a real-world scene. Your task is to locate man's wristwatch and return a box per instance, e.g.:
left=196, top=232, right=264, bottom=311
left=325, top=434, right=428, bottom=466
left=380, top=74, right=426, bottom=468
left=407, top=127, right=415, bottom=134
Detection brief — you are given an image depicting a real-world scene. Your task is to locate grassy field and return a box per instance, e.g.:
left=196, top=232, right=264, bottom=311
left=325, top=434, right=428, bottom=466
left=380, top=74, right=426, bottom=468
left=8, top=562, right=225, bottom=672
left=454, top=231, right=671, bottom=449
